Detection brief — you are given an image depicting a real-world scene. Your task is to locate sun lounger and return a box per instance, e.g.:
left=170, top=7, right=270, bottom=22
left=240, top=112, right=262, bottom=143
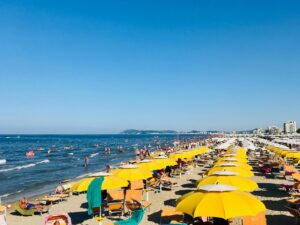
left=14, top=203, right=49, bottom=216
left=129, top=180, right=144, bottom=190
left=125, top=190, right=151, bottom=213
left=160, top=208, right=185, bottom=225
left=160, top=177, right=179, bottom=191
left=243, top=211, right=266, bottom=225
left=36, top=196, right=62, bottom=205
left=107, top=190, right=125, bottom=216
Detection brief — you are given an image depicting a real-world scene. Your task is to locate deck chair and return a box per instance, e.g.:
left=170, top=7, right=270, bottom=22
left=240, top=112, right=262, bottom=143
left=113, top=208, right=144, bottom=225
left=107, top=190, right=125, bottom=216
left=160, top=177, right=179, bottom=191
left=147, top=178, right=160, bottom=192
left=243, top=211, right=266, bottom=225
left=14, top=203, right=34, bottom=216
left=125, top=190, right=151, bottom=213
left=129, top=180, right=144, bottom=190
left=159, top=208, right=186, bottom=225
left=286, top=206, right=300, bottom=225
left=285, top=165, right=297, bottom=176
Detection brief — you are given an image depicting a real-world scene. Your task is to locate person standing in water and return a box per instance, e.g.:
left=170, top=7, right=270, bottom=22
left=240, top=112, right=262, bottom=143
left=84, top=156, right=90, bottom=167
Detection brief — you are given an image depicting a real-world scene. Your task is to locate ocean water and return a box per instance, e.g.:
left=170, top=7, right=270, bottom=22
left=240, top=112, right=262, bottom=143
left=0, top=134, right=205, bottom=203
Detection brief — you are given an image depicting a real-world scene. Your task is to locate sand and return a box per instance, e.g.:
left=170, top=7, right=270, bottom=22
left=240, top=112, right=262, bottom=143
left=6, top=165, right=296, bottom=225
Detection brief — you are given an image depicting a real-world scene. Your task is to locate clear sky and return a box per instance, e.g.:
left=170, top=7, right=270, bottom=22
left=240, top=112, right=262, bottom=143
left=1, top=0, right=300, bottom=134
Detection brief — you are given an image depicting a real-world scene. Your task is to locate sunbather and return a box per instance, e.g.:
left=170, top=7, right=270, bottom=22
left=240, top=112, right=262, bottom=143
left=19, top=197, right=47, bottom=211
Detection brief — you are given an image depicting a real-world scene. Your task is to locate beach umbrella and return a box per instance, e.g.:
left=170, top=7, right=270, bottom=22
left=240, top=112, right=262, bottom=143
left=196, top=175, right=258, bottom=192
left=286, top=152, right=300, bottom=159
left=222, top=154, right=247, bottom=159
left=208, top=167, right=254, bottom=177
left=72, top=172, right=129, bottom=192
left=170, top=152, right=193, bottom=160
left=153, top=157, right=178, bottom=167
left=112, top=164, right=152, bottom=181
left=217, top=157, right=248, bottom=163
left=138, top=159, right=165, bottom=171
left=176, top=184, right=265, bottom=219
left=214, top=162, right=252, bottom=170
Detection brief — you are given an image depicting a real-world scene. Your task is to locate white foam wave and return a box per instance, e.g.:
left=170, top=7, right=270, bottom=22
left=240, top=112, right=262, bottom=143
left=76, top=173, right=91, bottom=179
left=0, top=159, right=6, bottom=165
left=68, top=153, right=74, bottom=155
left=90, top=153, right=99, bottom=158
left=0, top=160, right=50, bottom=173
left=0, top=190, right=23, bottom=198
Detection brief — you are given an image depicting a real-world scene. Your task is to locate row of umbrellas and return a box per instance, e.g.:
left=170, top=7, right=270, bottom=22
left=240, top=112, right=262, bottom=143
left=71, top=147, right=210, bottom=192
left=175, top=146, right=266, bottom=220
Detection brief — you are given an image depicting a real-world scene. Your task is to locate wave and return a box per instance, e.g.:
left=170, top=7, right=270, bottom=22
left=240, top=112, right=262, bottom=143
left=68, top=153, right=74, bottom=155
left=0, top=159, right=50, bottom=173
left=0, top=190, right=22, bottom=198
left=90, top=153, right=99, bottom=158
left=0, top=159, right=6, bottom=165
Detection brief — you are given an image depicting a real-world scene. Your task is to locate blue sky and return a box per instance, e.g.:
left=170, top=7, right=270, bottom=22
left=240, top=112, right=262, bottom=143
left=0, top=0, right=300, bottom=133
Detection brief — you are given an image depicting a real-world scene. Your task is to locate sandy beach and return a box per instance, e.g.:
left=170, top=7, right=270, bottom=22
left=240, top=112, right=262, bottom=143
left=6, top=162, right=295, bottom=225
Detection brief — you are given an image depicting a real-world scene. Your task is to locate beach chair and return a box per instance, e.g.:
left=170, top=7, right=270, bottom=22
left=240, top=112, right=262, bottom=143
left=147, top=178, right=160, bottom=192
left=129, top=180, right=144, bottom=190
left=242, top=211, right=266, bottom=225
left=159, top=208, right=186, bottom=225
left=285, top=165, right=297, bottom=176
left=14, top=203, right=35, bottom=216
left=160, top=177, right=179, bottom=191
left=45, top=213, right=72, bottom=225
left=125, top=190, right=151, bottom=213
left=107, top=190, right=125, bottom=216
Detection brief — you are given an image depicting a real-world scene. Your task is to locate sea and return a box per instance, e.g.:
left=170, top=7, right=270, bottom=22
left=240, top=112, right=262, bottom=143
left=0, top=134, right=206, bottom=203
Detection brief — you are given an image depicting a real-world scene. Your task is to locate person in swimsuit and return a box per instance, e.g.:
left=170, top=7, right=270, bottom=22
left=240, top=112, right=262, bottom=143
left=19, top=197, right=47, bottom=211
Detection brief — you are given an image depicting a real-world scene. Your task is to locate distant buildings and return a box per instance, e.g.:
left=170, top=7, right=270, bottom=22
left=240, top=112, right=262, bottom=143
left=284, top=121, right=297, bottom=134
left=266, top=125, right=282, bottom=135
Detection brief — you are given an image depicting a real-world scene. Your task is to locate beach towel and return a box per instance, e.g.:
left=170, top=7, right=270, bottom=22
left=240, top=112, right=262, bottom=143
left=87, top=177, right=104, bottom=215
left=113, top=209, right=144, bottom=225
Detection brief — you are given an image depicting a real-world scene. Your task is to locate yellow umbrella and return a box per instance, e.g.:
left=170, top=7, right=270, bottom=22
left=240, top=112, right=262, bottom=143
left=112, top=165, right=152, bottom=181
left=176, top=185, right=265, bottom=219
left=214, top=162, right=252, bottom=170
left=72, top=175, right=129, bottom=192
left=222, top=154, right=247, bottom=159
left=170, top=152, right=193, bottom=160
left=153, top=157, right=178, bottom=167
left=208, top=167, right=254, bottom=177
left=138, top=159, right=165, bottom=171
left=195, top=175, right=258, bottom=192
left=286, top=152, right=300, bottom=159
left=217, top=157, right=248, bottom=163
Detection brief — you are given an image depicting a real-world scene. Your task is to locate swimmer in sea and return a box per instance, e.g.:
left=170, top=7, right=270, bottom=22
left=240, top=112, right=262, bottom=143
left=84, top=156, right=89, bottom=167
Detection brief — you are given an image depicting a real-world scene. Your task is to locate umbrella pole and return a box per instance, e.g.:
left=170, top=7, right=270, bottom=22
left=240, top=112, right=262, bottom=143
left=98, top=205, right=102, bottom=225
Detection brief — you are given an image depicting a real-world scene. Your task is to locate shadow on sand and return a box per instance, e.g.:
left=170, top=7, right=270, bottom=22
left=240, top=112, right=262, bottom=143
left=147, top=210, right=162, bottom=224
left=68, top=211, right=91, bottom=224
left=175, top=189, right=194, bottom=196
left=266, top=214, right=296, bottom=225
